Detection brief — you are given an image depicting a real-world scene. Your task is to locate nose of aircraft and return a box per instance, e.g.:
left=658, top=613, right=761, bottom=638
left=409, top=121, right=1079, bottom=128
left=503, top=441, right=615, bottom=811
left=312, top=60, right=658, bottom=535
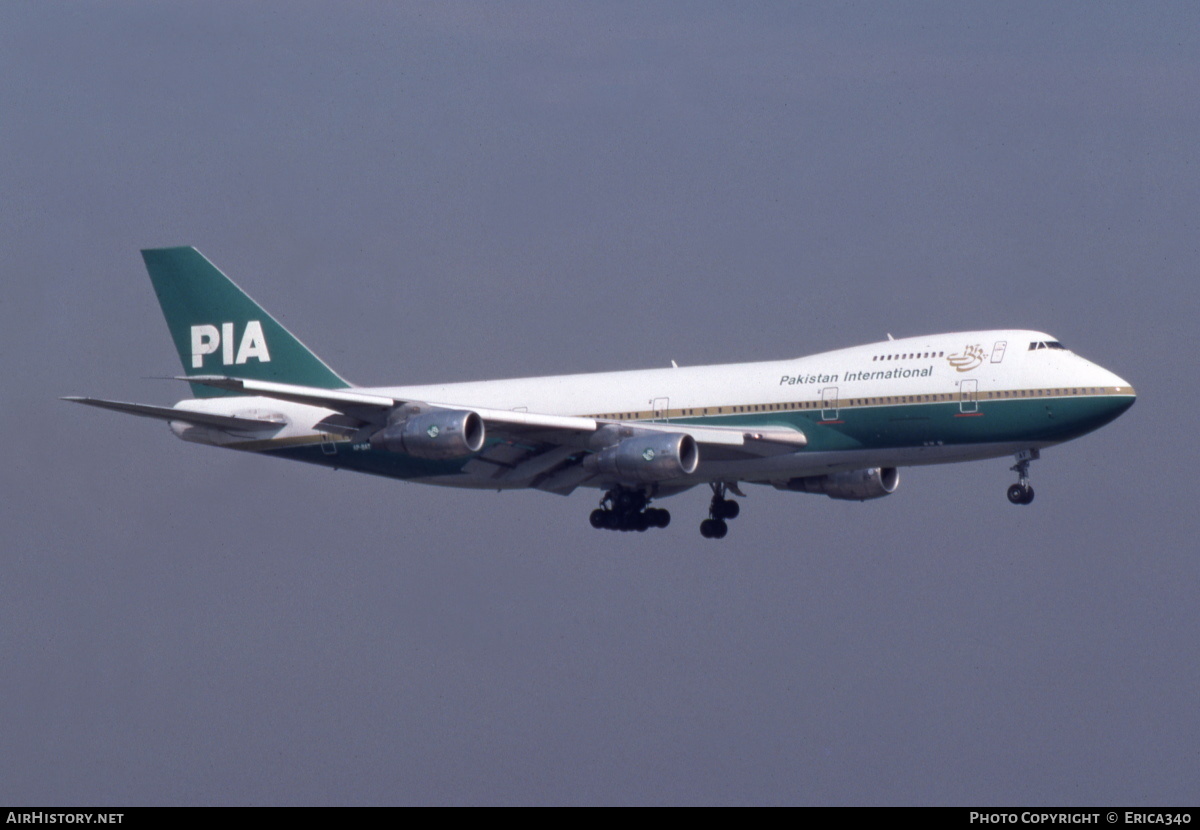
left=1106, top=367, right=1136, bottom=401
left=1058, top=355, right=1136, bottom=438
left=1098, top=367, right=1137, bottom=423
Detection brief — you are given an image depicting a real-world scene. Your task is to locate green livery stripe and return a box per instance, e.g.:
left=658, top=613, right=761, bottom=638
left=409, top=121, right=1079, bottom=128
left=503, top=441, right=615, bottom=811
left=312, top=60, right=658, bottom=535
left=232, top=392, right=1134, bottom=483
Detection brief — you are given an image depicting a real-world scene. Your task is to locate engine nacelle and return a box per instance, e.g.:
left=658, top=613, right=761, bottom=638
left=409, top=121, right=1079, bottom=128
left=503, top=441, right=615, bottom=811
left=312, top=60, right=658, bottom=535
left=369, top=409, right=485, bottom=459
left=777, top=467, right=899, bottom=501
left=583, top=433, right=700, bottom=483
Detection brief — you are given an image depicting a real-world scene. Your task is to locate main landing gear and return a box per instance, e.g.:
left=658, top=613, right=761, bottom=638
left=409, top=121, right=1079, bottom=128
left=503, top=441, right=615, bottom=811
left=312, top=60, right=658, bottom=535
left=590, top=486, right=670, bottom=532
left=587, top=482, right=744, bottom=537
left=700, top=482, right=741, bottom=539
left=1007, top=449, right=1039, bottom=505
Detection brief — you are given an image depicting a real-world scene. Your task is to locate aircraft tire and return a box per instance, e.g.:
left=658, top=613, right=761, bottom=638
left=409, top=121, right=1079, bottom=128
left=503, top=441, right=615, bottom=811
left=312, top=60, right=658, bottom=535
left=1007, top=484, right=1035, bottom=505
left=648, top=508, right=670, bottom=528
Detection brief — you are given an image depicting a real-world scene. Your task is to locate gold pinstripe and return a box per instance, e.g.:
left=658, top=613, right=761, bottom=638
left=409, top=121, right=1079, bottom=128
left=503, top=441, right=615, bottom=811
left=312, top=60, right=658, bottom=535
left=221, top=386, right=1135, bottom=450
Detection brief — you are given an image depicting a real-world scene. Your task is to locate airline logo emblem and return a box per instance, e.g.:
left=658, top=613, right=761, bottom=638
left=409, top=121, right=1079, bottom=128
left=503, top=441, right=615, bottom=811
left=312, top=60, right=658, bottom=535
left=190, top=321, right=271, bottom=368
left=947, top=344, right=986, bottom=373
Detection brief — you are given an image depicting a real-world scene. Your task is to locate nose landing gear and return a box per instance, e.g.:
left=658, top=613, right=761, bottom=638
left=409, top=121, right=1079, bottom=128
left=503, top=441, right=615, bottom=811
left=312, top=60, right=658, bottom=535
left=1007, top=449, right=1039, bottom=505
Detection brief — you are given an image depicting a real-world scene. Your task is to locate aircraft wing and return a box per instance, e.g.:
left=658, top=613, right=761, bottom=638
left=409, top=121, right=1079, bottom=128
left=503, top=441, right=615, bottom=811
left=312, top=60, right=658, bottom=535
left=182, top=375, right=601, bottom=439
left=181, top=375, right=808, bottom=493
left=183, top=374, right=807, bottom=448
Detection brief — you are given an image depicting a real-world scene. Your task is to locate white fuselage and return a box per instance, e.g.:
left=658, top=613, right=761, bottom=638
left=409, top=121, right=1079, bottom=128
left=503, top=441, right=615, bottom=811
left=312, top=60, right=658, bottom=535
left=172, top=329, right=1135, bottom=492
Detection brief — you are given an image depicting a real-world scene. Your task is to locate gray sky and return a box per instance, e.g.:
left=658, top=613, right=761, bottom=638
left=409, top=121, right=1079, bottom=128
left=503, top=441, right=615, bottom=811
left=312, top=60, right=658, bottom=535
left=3, top=1, right=1197, bottom=806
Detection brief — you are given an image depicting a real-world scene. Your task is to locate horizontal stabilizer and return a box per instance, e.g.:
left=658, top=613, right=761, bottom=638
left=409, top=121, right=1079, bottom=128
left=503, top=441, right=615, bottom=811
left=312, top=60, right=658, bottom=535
left=62, top=397, right=285, bottom=431
left=183, top=375, right=395, bottom=408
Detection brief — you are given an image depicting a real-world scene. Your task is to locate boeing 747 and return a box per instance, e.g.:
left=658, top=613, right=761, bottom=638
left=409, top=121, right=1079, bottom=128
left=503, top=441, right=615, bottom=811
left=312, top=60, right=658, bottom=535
left=67, top=248, right=1136, bottom=538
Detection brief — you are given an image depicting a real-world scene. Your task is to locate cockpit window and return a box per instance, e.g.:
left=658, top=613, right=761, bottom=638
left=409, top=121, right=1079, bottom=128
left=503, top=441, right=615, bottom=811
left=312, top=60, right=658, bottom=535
left=1029, top=340, right=1068, bottom=351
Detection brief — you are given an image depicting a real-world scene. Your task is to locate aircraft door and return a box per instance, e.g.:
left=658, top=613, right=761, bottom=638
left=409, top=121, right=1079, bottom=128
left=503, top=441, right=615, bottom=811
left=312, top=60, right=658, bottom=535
left=960, top=379, right=979, bottom=414
left=821, top=386, right=840, bottom=421
left=652, top=397, right=669, bottom=422
left=991, top=341, right=1008, bottom=363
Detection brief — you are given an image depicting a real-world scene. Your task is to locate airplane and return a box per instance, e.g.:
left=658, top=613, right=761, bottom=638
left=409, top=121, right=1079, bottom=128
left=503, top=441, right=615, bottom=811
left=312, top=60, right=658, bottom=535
left=66, top=247, right=1137, bottom=539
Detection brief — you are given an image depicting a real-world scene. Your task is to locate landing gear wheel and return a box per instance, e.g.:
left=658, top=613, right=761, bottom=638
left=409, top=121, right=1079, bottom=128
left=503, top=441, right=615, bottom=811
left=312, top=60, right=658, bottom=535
left=699, top=518, right=728, bottom=539
left=590, top=508, right=609, bottom=528
left=714, top=499, right=740, bottom=520
left=1007, top=483, right=1034, bottom=505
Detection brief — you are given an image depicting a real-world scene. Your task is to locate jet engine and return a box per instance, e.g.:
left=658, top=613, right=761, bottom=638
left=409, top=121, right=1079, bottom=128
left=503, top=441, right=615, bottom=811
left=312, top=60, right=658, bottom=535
left=369, top=408, right=485, bottom=459
left=776, top=467, right=899, bottom=501
left=583, top=433, right=700, bottom=483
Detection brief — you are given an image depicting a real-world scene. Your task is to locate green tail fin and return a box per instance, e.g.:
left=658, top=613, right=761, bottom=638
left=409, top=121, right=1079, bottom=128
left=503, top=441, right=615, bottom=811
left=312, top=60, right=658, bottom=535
left=142, top=247, right=350, bottom=398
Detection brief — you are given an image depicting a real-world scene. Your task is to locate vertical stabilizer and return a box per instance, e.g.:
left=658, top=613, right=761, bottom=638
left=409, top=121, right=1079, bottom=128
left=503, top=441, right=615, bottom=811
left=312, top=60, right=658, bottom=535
left=142, top=247, right=350, bottom=398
